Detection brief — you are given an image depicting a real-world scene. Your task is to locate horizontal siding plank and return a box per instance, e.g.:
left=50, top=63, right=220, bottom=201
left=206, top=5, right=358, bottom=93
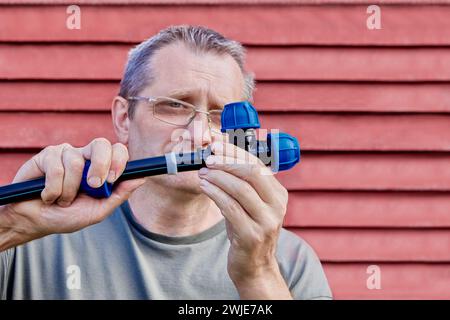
left=0, top=113, right=449, bottom=152
left=323, top=263, right=450, bottom=299
left=0, top=82, right=119, bottom=111
left=1, top=45, right=449, bottom=81
left=1, top=5, right=450, bottom=45
left=254, top=82, right=450, bottom=113
left=0, top=45, right=125, bottom=80
left=1, top=1, right=448, bottom=6
left=285, top=191, right=450, bottom=228
left=277, top=153, right=450, bottom=190
left=0, top=113, right=117, bottom=149
left=2, top=82, right=450, bottom=113
left=2, top=152, right=450, bottom=191
left=261, top=114, right=450, bottom=152
left=249, top=47, right=450, bottom=81
left=291, top=229, right=450, bottom=262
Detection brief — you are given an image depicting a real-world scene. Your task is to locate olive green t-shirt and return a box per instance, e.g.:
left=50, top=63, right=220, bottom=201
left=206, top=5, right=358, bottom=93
left=0, top=200, right=332, bottom=300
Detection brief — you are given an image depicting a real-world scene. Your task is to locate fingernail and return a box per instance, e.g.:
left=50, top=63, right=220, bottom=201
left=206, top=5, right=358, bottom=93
left=88, top=176, right=102, bottom=188
left=198, top=167, right=208, bottom=176
left=107, top=170, right=116, bottom=183
left=205, top=156, right=215, bottom=165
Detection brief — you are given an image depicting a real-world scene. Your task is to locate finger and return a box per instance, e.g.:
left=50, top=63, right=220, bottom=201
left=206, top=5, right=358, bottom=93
left=90, top=178, right=146, bottom=224
left=199, top=178, right=256, bottom=237
left=106, top=143, right=129, bottom=183
left=211, top=132, right=228, bottom=145
left=80, top=138, right=112, bottom=188
left=57, top=147, right=85, bottom=207
left=40, top=147, right=65, bottom=205
left=211, top=140, right=261, bottom=166
left=12, top=151, right=47, bottom=183
left=205, top=154, right=283, bottom=204
left=198, top=167, right=268, bottom=223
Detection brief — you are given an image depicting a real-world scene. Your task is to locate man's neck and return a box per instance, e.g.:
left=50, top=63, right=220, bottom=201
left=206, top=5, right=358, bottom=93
left=127, top=181, right=224, bottom=237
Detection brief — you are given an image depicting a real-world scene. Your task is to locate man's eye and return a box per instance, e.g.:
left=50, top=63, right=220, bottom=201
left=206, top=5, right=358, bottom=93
left=169, top=102, right=183, bottom=108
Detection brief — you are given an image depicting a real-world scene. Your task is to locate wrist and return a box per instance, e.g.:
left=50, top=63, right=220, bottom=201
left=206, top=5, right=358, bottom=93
left=231, top=260, right=293, bottom=300
left=232, top=259, right=280, bottom=284
left=0, top=205, right=31, bottom=252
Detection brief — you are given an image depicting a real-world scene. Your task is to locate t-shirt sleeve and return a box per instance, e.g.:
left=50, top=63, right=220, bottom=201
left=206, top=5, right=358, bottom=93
left=0, top=248, right=15, bottom=300
left=277, top=229, right=333, bottom=300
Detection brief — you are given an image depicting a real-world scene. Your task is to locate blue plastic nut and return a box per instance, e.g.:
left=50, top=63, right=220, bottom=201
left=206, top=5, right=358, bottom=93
left=221, top=101, right=261, bottom=132
left=267, top=132, right=301, bottom=172
left=79, top=160, right=113, bottom=198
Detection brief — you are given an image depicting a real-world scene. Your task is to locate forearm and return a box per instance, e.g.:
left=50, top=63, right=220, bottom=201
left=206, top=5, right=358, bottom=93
left=233, top=263, right=293, bottom=300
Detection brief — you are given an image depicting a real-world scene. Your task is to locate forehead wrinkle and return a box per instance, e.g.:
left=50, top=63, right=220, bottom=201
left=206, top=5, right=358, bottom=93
left=167, top=86, right=230, bottom=109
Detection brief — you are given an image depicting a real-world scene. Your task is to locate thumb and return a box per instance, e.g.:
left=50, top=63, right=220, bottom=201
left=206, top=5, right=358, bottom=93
left=95, top=178, right=146, bottom=221
left=113, top=178, right=147, bottom=199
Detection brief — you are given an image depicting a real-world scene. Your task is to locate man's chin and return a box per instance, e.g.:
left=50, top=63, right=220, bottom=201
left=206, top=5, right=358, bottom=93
left=149, top=171, right=204, bottom=195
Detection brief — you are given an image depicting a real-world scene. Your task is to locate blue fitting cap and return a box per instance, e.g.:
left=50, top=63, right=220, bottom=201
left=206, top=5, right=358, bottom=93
left=267, top=132, right=301, bottom=172
left=221, top=101, right=260, bottom=132
left=80, top=160, right=113, bottom=198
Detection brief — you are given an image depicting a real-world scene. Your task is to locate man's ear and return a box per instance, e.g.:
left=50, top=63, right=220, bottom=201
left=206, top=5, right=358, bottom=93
left=112, top=96, right=131, bottom=145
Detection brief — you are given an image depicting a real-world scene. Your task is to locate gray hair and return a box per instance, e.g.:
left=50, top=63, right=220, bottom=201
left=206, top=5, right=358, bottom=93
left=118, top=25, right=256, bottom=119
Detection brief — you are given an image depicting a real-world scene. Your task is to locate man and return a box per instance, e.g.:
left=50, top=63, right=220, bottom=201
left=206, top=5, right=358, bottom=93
left=0, top=25, right=332, bottom=299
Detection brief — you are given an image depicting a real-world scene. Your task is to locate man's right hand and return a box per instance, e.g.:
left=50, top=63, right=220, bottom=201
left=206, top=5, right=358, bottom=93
left=0, top=138, right=146, bottom=251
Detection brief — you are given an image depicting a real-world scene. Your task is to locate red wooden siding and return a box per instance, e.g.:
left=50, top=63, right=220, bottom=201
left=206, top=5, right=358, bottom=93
left=0, top=1, right=449, bottom=299
left=1, top=45, right=450, bottom=81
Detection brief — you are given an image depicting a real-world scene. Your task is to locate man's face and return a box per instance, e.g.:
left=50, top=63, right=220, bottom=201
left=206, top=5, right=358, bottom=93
left=126, top=41, right=246, bottom=194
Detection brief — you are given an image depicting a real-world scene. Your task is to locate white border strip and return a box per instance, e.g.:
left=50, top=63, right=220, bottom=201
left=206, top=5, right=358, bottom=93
left=165, top=152, right=178, bottom=175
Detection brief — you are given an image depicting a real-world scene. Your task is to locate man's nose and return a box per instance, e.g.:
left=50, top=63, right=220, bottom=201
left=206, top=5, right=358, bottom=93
left=187, top=111, right=212, bottom=149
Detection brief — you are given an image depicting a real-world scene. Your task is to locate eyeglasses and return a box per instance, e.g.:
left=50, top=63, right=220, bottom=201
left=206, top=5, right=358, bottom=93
left=127, top=96, right=223, bottom=128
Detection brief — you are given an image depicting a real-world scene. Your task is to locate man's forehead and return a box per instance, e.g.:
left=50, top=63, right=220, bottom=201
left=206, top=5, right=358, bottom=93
left=149, top=42, right=245, bottom=102
left=148, top=72, right=244, bottom=107
left=165, top=87, right=233, bottom=107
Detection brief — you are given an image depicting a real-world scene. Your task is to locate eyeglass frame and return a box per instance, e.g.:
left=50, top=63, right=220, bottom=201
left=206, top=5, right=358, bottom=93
left=127, top=96, right=223, bottom=128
